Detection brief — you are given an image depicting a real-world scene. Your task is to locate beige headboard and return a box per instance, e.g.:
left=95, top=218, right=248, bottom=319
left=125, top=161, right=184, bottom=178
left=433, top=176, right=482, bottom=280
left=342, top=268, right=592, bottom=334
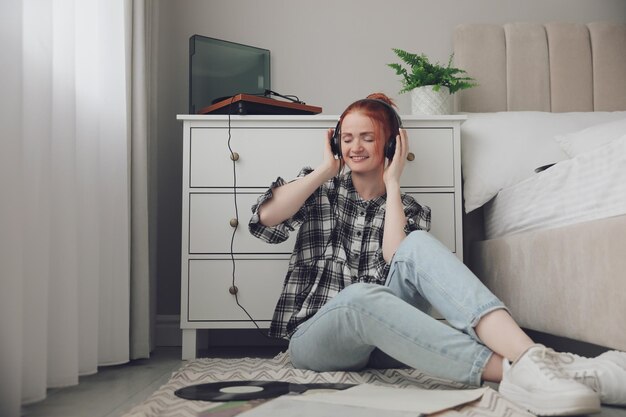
left=453, top=22, right=626, bottom=113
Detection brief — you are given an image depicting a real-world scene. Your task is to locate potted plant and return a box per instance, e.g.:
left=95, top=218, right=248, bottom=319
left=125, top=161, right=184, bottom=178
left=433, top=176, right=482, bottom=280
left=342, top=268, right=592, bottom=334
left=388, top=48, right=476, bottom=115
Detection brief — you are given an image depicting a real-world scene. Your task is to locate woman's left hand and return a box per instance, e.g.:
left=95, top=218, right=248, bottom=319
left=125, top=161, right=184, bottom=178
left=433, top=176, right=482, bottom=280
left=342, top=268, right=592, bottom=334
left=383, top=128, right=409, bottom=186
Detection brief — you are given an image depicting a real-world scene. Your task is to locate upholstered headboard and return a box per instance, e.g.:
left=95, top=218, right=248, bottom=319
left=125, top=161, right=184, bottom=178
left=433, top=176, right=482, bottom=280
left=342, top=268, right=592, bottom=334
left=453, top=22, right=626, bottom=113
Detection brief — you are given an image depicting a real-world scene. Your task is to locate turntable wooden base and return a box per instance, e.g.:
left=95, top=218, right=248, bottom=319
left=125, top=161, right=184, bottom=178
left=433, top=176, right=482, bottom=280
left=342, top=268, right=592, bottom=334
left=198, top=94, right=322, bottom=115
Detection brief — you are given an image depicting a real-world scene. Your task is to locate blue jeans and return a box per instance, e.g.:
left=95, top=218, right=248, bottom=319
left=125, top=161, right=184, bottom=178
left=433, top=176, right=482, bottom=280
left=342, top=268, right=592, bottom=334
left=288, top=230, right=506, bottom=386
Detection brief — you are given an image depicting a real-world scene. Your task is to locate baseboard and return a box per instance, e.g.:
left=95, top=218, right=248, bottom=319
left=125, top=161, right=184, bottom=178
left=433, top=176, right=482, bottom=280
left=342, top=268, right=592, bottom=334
left=523, top=328, right=610, bottom=357
left=159, top=313, right=612, bottom=356
left=155, top=315, right=287, bottom=348
left=156, top=314, right=182, bottom=347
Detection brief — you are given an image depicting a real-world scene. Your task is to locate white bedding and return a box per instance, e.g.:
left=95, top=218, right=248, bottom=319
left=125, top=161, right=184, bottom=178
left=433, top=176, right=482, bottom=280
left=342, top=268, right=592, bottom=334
left=460, top=111, right=626, bottom=213
left=484, top=135, right=626, bottom=239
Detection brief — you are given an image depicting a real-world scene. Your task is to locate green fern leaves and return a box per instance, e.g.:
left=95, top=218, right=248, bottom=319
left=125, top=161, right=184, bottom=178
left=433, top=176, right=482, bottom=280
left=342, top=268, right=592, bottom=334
left=388, top=48, right=476, bottom=94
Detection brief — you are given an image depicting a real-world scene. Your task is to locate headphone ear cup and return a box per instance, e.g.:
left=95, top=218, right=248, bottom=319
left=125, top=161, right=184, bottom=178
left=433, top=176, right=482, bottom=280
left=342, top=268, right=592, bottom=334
left=385, top=111, right=402, bottom=160
left=330, top=121, right=342, bottom=158
left=385, top=135, right=396, bottom=160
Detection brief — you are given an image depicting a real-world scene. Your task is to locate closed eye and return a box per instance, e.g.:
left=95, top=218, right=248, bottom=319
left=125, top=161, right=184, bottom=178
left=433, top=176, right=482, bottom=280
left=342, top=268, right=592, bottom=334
left=342, top=133, right=374, bottom=143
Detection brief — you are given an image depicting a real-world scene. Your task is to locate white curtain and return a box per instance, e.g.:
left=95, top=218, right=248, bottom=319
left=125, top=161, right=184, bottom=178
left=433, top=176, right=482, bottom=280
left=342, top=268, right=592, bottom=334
left=0, top=1, right=153, bottom=415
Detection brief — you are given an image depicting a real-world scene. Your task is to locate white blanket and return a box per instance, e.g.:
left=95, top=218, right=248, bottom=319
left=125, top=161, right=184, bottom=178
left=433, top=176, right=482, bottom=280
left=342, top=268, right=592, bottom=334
left=484, top=135, right=626, bottom=239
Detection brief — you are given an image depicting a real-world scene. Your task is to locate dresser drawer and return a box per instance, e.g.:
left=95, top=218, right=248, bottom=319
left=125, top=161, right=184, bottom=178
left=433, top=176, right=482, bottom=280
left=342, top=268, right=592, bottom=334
left=190, top=127, right=324, bottom=188
left=403, top=128, right=454, bottom=187
left=189, top=191, right=455, bottom=254
left=189, top=127, right=453, bottom=188
left=189, top=192, right=296, bottom=254
left=408, top=192, right=456, bottom=252
left=187, top=259, right=286, bottom=322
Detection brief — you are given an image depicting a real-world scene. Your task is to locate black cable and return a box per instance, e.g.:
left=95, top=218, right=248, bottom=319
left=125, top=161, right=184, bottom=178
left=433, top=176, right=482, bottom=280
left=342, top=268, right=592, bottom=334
left=264, top=89, right=304, bottom=104
left=219, top=89, right=306, bottom=338
left=226, top=97, right=272, bottom=339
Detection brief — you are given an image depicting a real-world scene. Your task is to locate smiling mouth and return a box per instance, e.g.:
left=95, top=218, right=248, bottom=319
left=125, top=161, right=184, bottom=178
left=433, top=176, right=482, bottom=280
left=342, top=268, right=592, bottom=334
left=350, top=155, right=368, bottom=161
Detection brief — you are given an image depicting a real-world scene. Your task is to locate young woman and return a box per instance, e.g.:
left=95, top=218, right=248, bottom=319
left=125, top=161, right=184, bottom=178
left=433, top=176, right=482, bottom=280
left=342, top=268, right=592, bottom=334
left=249, top=93, right=626, bottom=415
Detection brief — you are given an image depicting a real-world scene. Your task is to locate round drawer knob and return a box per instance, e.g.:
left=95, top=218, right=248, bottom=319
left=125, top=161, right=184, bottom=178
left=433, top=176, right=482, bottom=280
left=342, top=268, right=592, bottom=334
left=230, top=152, right=240, bottom=161
left=407, top=152, right=415, bottom=161
left=229, top=218, right=239, bottom=228
left=228, top=285, right=238, bottom=295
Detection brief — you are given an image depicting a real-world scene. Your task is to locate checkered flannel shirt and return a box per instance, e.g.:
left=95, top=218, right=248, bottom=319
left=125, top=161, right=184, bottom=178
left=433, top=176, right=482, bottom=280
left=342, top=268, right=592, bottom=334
left=249, top=167, right=431, bottom=339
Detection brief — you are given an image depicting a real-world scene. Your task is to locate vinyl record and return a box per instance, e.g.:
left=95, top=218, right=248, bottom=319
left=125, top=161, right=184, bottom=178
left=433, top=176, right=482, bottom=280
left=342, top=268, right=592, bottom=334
left=175, top=381, right=290, bottom=401
left=174, top=380, right=354, bottom=402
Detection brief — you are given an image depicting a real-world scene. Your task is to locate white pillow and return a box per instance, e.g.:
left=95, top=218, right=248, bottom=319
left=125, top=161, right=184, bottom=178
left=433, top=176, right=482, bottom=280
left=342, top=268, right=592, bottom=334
left=460, top=111, right=626, bottom=213
left=554, top=117, right=626, bottom=157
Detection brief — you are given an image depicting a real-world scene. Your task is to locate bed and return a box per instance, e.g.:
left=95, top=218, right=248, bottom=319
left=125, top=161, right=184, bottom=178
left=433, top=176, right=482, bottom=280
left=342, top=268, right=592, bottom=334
left=452, top=22, right=626, bottom=351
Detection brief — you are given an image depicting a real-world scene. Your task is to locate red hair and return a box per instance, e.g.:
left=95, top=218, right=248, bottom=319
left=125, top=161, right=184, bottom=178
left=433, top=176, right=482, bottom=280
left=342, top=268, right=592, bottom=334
left=338, top=93, right=399, bottom=163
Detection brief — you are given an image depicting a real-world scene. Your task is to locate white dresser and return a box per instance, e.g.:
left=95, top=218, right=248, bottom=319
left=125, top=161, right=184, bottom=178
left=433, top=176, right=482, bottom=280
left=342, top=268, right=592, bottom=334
left=177, top=114, right=466, bottom=359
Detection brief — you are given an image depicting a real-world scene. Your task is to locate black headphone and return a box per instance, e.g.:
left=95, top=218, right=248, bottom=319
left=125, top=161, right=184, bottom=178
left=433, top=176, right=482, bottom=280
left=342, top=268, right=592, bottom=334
left=330, top=98, right=403, bottom=160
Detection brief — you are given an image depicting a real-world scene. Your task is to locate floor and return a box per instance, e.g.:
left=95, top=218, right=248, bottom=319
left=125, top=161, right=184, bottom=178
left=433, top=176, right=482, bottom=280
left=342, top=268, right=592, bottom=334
left=20, top=347, right=184, bottom=417
left=19, top=346, right=285, bottom=417
left=21, top=343, right=626, bottom=417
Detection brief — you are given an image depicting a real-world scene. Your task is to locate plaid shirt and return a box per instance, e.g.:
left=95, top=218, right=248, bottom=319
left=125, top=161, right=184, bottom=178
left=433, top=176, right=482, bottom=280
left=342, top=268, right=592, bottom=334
left=249, top=167, right=431, bottom=339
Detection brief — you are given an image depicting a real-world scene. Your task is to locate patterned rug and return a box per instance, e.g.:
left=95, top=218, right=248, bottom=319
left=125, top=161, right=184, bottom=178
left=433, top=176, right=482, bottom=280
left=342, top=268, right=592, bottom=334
left=123, top=351, right=533, bottom=417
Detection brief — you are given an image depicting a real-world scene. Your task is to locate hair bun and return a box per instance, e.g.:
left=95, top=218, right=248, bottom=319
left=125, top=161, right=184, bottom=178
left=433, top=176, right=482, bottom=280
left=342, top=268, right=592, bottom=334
left=366, top=92, right=397, bottom=109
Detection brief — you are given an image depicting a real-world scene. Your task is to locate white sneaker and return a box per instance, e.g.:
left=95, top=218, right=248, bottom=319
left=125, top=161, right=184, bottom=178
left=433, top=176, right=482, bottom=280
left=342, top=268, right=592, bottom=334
left=556, top=351, right=626, bottom=405
left=598, top=350, right=626, bottom=370
left=499, top=344, right=600, bottom=416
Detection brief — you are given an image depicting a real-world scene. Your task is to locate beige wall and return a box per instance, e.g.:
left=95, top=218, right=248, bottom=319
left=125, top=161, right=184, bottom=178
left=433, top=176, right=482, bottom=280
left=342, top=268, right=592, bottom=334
left=154, top=0, right=626, bottom=316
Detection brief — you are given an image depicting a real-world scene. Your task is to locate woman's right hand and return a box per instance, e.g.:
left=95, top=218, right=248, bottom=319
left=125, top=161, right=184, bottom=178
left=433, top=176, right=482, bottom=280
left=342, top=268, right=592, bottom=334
left=317, top=128, right=341, bottom=181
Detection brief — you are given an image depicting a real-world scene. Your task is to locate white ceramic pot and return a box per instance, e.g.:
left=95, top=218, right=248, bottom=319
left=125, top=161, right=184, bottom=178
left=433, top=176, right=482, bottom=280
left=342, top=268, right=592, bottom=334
left=410, top=86, right=452, bottom=115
